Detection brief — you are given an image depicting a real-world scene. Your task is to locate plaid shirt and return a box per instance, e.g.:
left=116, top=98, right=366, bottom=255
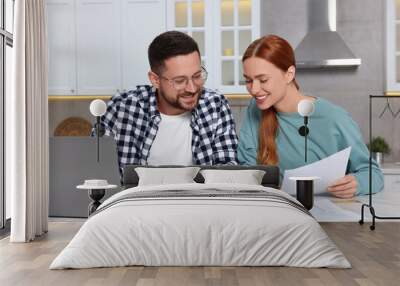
left=100, top=85, right=238, bottom=176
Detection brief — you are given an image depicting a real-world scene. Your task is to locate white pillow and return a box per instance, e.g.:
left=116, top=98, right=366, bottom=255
left=135, top=167, right=201, bottom=186
left=200, top=169, right=266, bottom=185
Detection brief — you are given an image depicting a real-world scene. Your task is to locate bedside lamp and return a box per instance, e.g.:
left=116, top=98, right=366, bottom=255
left=89, top=99, right=107, bottom=162
left=292, top=100, right=316, bottom=210
left=297, top=99, right=315, bottom=162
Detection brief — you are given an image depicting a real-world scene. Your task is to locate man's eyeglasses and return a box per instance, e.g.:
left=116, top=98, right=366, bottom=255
left=159, top=66, right=208, bottom=91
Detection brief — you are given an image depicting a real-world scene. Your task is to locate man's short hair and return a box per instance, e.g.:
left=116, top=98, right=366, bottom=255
left=148, top=31, right=200, bottom=74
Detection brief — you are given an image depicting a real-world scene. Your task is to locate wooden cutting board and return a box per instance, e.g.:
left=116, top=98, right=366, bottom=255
left=54, top=117, right=93, bottom=136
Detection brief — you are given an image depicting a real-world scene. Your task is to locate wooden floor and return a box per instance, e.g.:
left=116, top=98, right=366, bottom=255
left=0, top=222, right=399, bottom=286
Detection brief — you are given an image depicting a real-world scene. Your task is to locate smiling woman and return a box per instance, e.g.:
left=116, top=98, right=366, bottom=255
left=238, top=35, right=384, bottom=198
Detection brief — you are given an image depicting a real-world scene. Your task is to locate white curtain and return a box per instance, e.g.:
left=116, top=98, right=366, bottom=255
left=8, top=0, right=49, bottom=242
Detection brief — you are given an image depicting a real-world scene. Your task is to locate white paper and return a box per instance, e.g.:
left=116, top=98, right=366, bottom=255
left=281, top=147, right=351, bottom=195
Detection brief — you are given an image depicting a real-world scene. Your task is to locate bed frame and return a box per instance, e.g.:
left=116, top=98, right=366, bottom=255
left=122, top=165, right=280, bottom=189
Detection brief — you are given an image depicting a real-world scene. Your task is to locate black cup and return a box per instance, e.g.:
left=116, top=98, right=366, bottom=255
left=296, top=180, right=314, bottom=210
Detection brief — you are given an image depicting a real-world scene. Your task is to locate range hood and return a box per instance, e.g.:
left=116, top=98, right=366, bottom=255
left=295, top=0, right=361, bottom=69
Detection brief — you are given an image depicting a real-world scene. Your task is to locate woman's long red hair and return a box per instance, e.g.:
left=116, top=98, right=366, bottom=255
left=242, top=35, right=299, bottom=165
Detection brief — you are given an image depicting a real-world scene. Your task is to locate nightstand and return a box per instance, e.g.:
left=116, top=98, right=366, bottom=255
left=77, top=180, right=117, bottom=216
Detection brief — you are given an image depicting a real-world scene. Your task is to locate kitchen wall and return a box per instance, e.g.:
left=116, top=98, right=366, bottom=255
left=50, top=0, right=400, bottom=161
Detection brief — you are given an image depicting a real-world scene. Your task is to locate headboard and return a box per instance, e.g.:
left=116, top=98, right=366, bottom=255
left=122, top=165, right=280, bottom=189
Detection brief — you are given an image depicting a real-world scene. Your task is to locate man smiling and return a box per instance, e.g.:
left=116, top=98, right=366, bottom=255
left=100, top=31, right=238, bottom=177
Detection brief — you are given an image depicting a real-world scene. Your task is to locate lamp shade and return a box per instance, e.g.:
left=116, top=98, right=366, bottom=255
left=89, top=99, right=107, bottom=117
left=297, top=99, right=315, bottom=117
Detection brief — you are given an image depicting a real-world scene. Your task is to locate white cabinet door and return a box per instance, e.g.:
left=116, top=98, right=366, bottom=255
left=215, top=0, right=260, bottom=94
left=166, top=0, right=259, bottom=94
left=76, top=0, right=121, bottom=95
left=47, top=0, right=77, bottom=95
left=166, top=0, right=210, bottom=68
left=121, top=0, right=166, bottom=91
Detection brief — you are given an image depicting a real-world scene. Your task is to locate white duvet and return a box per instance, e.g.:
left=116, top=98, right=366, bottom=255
left=50, top=183, right=351, bottom=269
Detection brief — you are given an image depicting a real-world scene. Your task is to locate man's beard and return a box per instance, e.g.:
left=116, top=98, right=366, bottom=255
left=159, top=88, right=201, bottom=112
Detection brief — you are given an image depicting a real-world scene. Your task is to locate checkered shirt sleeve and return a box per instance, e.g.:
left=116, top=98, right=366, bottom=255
left=195, top=89, right=238, bottom=165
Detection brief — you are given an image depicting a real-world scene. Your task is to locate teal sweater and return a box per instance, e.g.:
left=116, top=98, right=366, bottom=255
left=238, top=98, right=384, bottom=195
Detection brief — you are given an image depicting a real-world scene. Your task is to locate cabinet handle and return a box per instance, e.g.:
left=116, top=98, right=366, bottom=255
left=71, top=89, right=75, bottom=93
left=116, top=89, right=120, bottom=93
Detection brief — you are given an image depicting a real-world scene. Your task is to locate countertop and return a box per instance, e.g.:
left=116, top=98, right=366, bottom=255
left=311, top=190, right=400, bottom=222
left=309, top=162, right=400, bottom=222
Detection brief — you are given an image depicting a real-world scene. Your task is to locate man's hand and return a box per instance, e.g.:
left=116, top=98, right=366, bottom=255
left=327, top=174, right=357, bottom=199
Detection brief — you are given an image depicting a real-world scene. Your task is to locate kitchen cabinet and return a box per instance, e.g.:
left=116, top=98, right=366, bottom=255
left=47, top=0, right=166, bottom=96
left=167, top=0, right=260, bottom=94
left=49, top=137, right=120, bottom=217
left=47, top=0, right=77, bottom=95
left=382, top=163, right=400, bottom=193
left=121, top=0, right=166, bottom=91
left=47, top=0, right=258, bottom=96
left=76, top=0, right=121, bottom=95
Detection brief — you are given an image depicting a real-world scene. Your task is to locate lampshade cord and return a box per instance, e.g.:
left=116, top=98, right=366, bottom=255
left=304, top=116, right=308, bottom=162
left=96, top=116, right=100, bottom=162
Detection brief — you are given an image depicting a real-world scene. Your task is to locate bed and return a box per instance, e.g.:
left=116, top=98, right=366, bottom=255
left=50, top=165, right=350, bottom=269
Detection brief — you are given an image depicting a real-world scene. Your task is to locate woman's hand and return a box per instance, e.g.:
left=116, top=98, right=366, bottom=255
left=327, top=174, right=357, bottom=198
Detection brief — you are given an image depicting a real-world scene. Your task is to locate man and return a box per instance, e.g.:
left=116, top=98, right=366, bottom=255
left=100, top=31, right=238, bottom=177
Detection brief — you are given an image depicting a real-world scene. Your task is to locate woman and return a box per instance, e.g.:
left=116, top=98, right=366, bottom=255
left=238, top=35, right=383, bottom=198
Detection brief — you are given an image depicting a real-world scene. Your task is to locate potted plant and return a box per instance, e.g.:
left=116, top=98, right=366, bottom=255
left=367, top=136, right=390, bottom=165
